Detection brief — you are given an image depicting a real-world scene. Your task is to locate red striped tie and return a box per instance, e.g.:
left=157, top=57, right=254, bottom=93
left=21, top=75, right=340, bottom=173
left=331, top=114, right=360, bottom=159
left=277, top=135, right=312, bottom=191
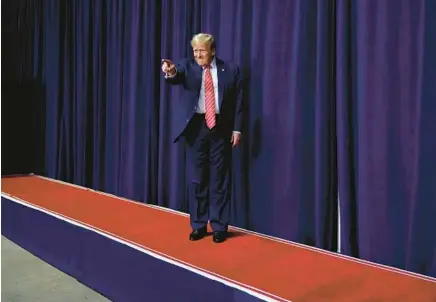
left=204, top=65, right=216, bottom=129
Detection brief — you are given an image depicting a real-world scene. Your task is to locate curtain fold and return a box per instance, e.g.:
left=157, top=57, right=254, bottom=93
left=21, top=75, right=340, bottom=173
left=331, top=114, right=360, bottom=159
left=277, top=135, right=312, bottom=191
left=336, top=0, right=436, bottom=277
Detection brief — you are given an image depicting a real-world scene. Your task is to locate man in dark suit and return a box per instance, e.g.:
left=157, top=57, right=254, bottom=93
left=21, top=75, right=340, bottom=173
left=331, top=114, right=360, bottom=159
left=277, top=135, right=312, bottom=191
left=161, top=33, right=243, bottom=243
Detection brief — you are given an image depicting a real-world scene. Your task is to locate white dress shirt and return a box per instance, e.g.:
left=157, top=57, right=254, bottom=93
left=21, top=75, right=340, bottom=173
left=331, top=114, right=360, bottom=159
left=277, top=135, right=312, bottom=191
left=197, top=58, right=220, bottom=114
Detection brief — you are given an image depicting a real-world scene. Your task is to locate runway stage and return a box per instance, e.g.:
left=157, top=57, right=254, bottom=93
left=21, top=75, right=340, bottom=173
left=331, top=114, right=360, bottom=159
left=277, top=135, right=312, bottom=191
left=2, top=175, right=435, bottom=301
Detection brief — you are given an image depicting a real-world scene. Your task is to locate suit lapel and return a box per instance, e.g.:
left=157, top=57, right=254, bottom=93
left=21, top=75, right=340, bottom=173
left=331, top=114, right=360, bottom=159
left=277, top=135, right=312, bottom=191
left=216, top=58, right=225, bottom=107
left=193, top=63, right=203, bottom=93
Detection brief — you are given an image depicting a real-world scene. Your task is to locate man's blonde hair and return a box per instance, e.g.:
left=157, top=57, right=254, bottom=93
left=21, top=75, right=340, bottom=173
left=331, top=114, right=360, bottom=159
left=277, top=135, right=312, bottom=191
left=190, top=33, right=215, bottom=49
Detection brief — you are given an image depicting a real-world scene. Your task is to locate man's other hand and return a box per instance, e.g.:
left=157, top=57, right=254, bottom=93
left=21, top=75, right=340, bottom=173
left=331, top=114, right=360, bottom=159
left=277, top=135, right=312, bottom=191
left=231, top=132, right=241, bottom=148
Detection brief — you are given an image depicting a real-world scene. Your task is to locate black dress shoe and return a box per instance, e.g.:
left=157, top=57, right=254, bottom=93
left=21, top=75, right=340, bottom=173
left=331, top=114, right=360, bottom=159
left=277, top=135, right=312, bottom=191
left=189, top=227, right=207, bottom=241
left=213, top=231, right=227, bottom=243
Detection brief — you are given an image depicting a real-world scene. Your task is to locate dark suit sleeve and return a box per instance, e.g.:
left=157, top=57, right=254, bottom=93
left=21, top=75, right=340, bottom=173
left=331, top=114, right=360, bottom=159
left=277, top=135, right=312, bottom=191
left=164, top=59, right=187, bottom=85
left=233, top=65, right=243, bottom=133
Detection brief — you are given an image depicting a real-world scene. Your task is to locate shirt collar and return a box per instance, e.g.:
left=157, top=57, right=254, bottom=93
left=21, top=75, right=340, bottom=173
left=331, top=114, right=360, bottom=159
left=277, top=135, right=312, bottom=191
left=210, top=57, right=217, bottom=68
left=203, top=57, right=217, bottom=69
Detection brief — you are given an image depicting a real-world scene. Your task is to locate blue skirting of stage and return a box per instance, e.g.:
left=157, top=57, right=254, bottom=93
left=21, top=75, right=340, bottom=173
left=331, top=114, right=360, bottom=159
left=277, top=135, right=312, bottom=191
left=1, top=197, right=263, bottom=302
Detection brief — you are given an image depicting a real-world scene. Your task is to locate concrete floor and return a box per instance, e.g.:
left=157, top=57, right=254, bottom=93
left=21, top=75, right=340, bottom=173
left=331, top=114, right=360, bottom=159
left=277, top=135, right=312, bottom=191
left=1, top=236, right=110, bottom=302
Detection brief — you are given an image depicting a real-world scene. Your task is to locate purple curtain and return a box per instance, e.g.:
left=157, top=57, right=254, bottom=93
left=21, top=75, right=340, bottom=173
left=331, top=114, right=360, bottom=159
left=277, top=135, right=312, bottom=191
left=337, top=0, right=436, bottom=277
left=5, top=0, right=435, bottom=277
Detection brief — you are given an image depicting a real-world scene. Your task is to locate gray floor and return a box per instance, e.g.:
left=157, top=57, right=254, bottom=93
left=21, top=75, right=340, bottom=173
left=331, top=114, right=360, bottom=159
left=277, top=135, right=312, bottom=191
left=1, top=236, right=110, bottom=302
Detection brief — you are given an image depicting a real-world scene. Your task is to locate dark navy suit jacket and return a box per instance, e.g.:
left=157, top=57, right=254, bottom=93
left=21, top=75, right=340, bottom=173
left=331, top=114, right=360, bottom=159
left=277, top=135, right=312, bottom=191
left=164, top=57, right=243, bottom=143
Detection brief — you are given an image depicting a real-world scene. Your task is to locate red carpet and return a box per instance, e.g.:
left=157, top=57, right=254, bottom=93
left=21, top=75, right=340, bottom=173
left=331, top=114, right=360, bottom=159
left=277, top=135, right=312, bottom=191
left=2, top=175, right=436, bottom=301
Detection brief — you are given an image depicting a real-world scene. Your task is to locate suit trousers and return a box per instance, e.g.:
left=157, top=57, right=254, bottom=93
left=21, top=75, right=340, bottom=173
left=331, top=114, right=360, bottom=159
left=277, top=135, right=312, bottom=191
left=183, top=114, right=231, bottom=232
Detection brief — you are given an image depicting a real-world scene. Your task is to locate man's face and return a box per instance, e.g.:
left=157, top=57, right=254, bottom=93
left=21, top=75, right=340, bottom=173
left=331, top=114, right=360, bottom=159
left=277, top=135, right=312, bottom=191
left=193, top=43, right=215, bottom=66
